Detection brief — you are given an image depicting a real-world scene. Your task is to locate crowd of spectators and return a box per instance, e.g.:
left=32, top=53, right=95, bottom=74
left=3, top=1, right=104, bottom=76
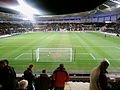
left=0, top=21, right=120, bottom=36
left=0, top=22, right=33, bottom=35
left=38, top=23, right=103, bottom=32
left=0, top=60, right=70, bottom=90
left=1, top=59, right=120, bottom=90
left=100, top=22, right=120, bottom=35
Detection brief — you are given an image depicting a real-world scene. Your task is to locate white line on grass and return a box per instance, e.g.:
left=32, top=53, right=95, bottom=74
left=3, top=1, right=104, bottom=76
left=114, top=46, right=120, bottom=50
left=89, top=53, right=96, bottom=60
left=15, top=53, right=24, bottom=60
left=75, top=53, right=96, bottom=60
left=15, top=53, right=33, bottom=60
left=75, top=53, right=90, bottom=54
left=74, top=46, right=114, bottom=48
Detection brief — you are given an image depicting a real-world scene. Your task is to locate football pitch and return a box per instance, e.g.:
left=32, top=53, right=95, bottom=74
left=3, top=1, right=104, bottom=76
left=0, top=32, right=120, bottom=73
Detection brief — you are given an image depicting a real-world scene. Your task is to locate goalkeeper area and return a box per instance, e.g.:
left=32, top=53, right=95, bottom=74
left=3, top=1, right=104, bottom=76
left=35, top=48, right=72, bottom=62
left=14, top=48, right=96, bottom=62
left=14, top=48, right=72, bottom=62
left=0, top=32, right=120, bottom=73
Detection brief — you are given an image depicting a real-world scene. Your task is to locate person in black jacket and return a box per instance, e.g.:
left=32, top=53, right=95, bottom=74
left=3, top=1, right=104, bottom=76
left=34, top=70, right=50, bottom=90
left=1, top=59, right=17, bottom=90
left=24, top=64, right=35, bottom=90
left=0, top=60, right=5, bottom=90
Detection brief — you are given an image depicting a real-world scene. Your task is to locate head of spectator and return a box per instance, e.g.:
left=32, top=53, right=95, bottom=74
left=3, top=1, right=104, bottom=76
left=18, top=80, right=28, bottom=90
left=2, top=59, right=9, bottom=66
left=59, top=64, right=64, bottom=68
left=54, top=64, right=66, bottom=72
left=0, top=60, right=5, bottom=68
left=100, top=58, right=110, bottom=72
left=42, top=69, right=46, bottom=73
left=28, top=64, right=34, bottom=69
left=40, top=69, right=48, bottom=77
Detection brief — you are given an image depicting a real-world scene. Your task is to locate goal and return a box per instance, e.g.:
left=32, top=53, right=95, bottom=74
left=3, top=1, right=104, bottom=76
left=35, top=48, right=72, bottom=62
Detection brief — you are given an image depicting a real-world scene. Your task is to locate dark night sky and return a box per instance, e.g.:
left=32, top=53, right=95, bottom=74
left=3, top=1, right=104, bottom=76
left=0, top=0, right=107, bottom=15
left=28, top=0, right=107, bottom=15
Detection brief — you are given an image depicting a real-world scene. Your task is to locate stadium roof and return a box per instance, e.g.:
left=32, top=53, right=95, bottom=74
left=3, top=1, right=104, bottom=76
left=0, top=0, right=120, bottom=20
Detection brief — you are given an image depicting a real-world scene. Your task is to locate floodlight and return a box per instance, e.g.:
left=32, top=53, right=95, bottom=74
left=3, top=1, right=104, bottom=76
left=6, top=0, right=44, bottom=20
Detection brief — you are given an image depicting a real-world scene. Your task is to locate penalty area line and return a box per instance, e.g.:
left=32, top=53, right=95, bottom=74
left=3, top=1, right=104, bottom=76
left=114, top=46, right=120, bottom=50
left=15, top=53, right=24, bottom=60
left=89, top=53, right=96, bottom=60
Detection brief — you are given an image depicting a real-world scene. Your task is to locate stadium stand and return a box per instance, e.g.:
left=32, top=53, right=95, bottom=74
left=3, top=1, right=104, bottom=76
left=0, top=22, right=33, bottom=35
left=1, top=0, right=120, bottom=90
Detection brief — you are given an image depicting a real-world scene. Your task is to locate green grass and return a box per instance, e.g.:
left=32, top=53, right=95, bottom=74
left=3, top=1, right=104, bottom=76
left=0, top=32, right=120, bottom=73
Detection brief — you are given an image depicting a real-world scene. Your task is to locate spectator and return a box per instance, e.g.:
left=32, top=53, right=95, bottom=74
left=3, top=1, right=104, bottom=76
left=0, top=60, right=5, bottom=90
left=1, top=59, right=17, bottom=90
left=23, top=64, right=35, bottom=90
left=18, top=80, right=28, bottom=90
left=34, top=69, right=50, bottom=90
left=89, top=58, right=110, bottom=90
left=51, top=64, right=70, bottom=90
left=116, top=34, right=119, bottom=37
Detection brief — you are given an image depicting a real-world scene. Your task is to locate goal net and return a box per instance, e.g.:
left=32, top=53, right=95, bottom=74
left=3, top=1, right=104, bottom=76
left=35, top=48, right=72, bottom=62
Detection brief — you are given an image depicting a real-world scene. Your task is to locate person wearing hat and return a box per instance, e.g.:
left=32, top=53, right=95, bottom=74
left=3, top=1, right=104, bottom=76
left=89, top=58, right=110, bottom=90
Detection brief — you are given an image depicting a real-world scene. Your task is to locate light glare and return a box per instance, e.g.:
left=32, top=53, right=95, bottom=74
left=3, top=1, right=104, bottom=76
left=8, top=0, right=42, bottom=20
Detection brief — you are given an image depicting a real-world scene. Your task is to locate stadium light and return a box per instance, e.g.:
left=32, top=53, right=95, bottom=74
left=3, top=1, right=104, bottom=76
left=8, top=0, right=43, bottom=21
left=17, top=0, right=40, bottom=15
left=116, top=5, right=120, bottom=8
left=10, top=5, right=35, bottom=20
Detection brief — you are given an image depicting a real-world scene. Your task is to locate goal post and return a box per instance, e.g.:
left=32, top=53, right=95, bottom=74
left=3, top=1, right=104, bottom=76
left=35, top=48, right=72, bottom=62
left=36, top=48, right=40, bottom=62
